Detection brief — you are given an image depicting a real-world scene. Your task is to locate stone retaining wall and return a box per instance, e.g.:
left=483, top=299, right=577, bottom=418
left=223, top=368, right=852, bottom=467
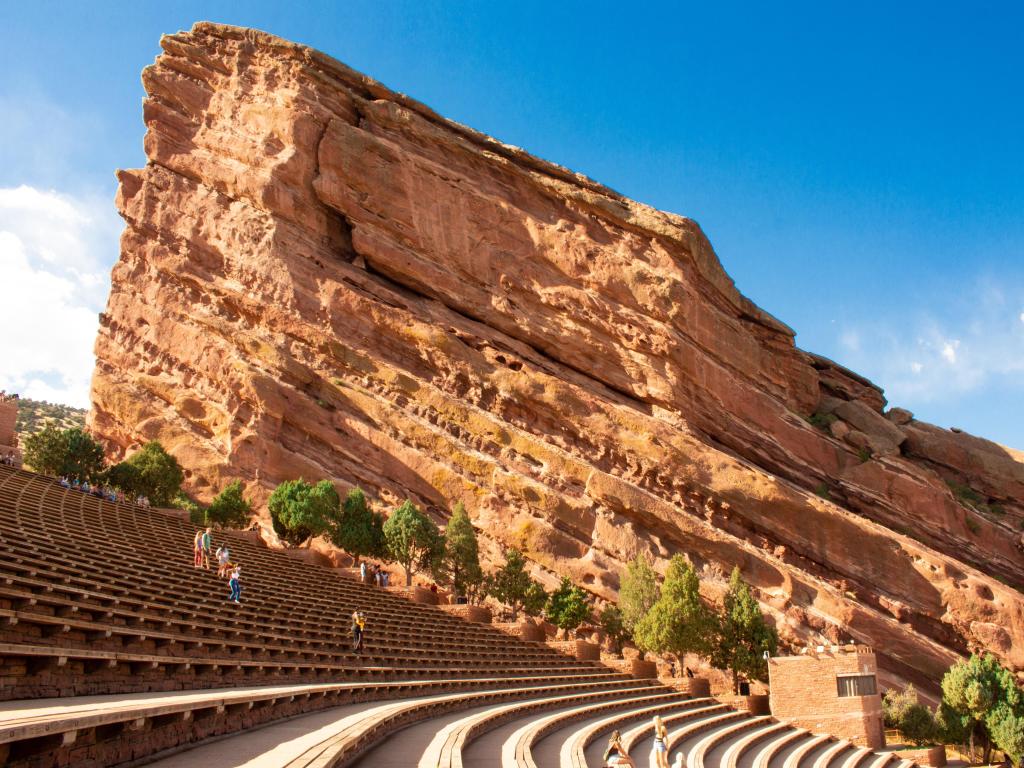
left=895, top=746, right=945, bottom=767
left=438, top=604, right=492, bottom=624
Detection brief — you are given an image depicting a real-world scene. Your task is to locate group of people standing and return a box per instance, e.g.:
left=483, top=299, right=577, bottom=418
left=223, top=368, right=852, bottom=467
left=359, top=561, right=390, bottom=587
left=193, top=528, right=242, bottom=604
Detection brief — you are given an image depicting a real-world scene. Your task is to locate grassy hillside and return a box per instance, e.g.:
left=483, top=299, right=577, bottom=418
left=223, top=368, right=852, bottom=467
left=15, top=398, right=87, bottom=438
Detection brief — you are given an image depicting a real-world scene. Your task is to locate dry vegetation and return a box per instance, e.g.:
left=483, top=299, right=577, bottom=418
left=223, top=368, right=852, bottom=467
left=15, top=398, right=86, bottom=438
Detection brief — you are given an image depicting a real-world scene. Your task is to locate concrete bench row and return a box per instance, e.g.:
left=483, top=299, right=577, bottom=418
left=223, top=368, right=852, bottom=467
left=0, top=466, right=614, bottom=703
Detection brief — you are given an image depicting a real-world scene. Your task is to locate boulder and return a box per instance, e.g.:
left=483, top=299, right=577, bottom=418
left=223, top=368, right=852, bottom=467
left=833, top=399, right=907, bottom=455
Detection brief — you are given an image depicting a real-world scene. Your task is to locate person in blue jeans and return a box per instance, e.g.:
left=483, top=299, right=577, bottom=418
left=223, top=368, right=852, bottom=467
left=228, top=565, right=242, bottom=603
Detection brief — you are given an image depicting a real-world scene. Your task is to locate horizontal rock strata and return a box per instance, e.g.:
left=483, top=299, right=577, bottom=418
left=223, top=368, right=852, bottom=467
left=90, top=22, right=1024, bottom=690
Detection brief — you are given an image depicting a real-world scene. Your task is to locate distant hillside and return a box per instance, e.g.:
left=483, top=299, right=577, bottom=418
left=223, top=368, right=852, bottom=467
left=15, top=398, right=87, bottom=437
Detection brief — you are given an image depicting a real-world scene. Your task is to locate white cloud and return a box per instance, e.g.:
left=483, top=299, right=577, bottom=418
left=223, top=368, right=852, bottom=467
left=833, top=276, right=1024, bottom=407
left=0, top=186, right=121, bottom=408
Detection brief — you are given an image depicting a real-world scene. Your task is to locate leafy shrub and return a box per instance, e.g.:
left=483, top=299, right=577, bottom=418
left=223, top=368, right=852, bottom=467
left=174, top=493, right=205, bottom=526
left=205, top=480, right=251, bottom=529
left=546, top=577, right=591, bottom=633
left=808, top=411, right=838, bottom=431
left=814, top=483, right=831, bottom=500
left=901, top=702, right=940, bottom=746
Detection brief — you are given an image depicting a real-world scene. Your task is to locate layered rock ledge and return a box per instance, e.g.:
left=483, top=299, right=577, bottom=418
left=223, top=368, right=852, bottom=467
left=90, top=22, right=1024, bottom=690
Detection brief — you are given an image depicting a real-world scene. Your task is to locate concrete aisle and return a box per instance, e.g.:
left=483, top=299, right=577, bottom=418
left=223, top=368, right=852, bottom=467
left=144, top=703, right=371, bottom=767
left=352, top=702, right=495, bottom=767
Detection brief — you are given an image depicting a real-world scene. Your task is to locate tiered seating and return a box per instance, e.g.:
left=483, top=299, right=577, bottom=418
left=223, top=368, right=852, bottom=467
left=0, top=466, right=919, bottom=768
left=0, top=466, right=641, bottom=766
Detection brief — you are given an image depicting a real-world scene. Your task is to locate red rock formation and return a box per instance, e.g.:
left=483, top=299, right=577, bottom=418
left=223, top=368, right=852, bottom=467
left=89, top=22, right=1024, bottom=691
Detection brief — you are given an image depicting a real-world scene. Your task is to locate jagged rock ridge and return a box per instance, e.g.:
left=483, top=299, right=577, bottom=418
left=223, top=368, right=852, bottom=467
left=89, top=22, right=1024, bottom=691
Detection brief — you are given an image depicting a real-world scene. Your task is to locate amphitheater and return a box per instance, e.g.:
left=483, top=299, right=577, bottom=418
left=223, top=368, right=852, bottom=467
left=0, top=463, right=917, bottom=768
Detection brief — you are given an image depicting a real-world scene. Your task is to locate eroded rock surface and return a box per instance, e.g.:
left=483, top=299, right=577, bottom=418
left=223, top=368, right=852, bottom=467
left=90, top=22, right=1024, bottom=690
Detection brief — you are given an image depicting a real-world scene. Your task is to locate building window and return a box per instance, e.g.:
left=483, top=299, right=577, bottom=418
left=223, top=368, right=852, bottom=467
left=836, top=674, right=877, bottom=697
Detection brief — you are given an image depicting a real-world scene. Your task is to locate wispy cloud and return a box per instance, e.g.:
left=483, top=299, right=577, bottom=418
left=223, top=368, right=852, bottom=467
left=834, top=276, right=1024, bottom=408
left=0, top=186, right=121, bottom=407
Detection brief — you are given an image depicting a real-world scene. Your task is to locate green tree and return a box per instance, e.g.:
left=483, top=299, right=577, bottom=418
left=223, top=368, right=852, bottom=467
left=546, top=577, right=591, bottom=634
left=268, top=478, right=339, bottom=545
left=883, top=685, right=920, bottom=729
left=22, top=426, right=105, bottom=481
left=941, top=653, right=1006, bottom=763
left=934, top=702, right=969, bottom=746
left=634, top=555, right=714, bottom=661
left=205, top=480, right=251, bottom=529
left=709, top=566, right=779, bottom=694
left=383, top=500, right=442, bottom=586
left=619, top=555, right=660, bottom=635
left=900, top=703, right=939, bottom=746
left=330, top=487, right=386, bottom=564
left=105, top=461, right=144, bottom=494
left=489, top=548, right=546, bottom=616
left=989, top=707, right=1024, bottom=768
left=117, top=441, right=184, bottom=506
left=439, top=502, right=483, bottom=599
left=599, top=604, right=628, bottom=654
left=523, top=581, right=548, bottom=617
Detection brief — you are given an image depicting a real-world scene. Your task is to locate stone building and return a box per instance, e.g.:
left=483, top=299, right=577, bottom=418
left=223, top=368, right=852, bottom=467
left=768, top=645, right=884, bottom=748
left=0, top=397, right=20, bottom=466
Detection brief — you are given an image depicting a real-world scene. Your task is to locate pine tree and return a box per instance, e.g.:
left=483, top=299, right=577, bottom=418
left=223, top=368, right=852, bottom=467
left=268, top=478, right=339, bottom=546
left=489, top=549, right=546, bottom=617
left=709, top=566, right=778, bottom=694
left=633, top=555, right=714, bottom=660
left=330, top=487, right=385, bottom=564
left=599, top=605, right=628, bottom=654
left=383, top=500, right=442, bottom=586
left=523, top=581, right=548, bottom=617
left=989, top=707, right=1024, bottom=768
left=619, top=555, right=659, bottom=635
left=440, top=502, right=483, bottom=599
left=942, top=653, right=1024, bottom=764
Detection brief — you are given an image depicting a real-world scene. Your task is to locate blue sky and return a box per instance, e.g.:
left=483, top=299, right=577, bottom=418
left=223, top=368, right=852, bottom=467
left=1, top=1, right=1022, bottom=449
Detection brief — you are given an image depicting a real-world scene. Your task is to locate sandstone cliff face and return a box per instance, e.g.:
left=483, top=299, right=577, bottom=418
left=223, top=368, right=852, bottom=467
left=89, top=23, right=1024, bottom=690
